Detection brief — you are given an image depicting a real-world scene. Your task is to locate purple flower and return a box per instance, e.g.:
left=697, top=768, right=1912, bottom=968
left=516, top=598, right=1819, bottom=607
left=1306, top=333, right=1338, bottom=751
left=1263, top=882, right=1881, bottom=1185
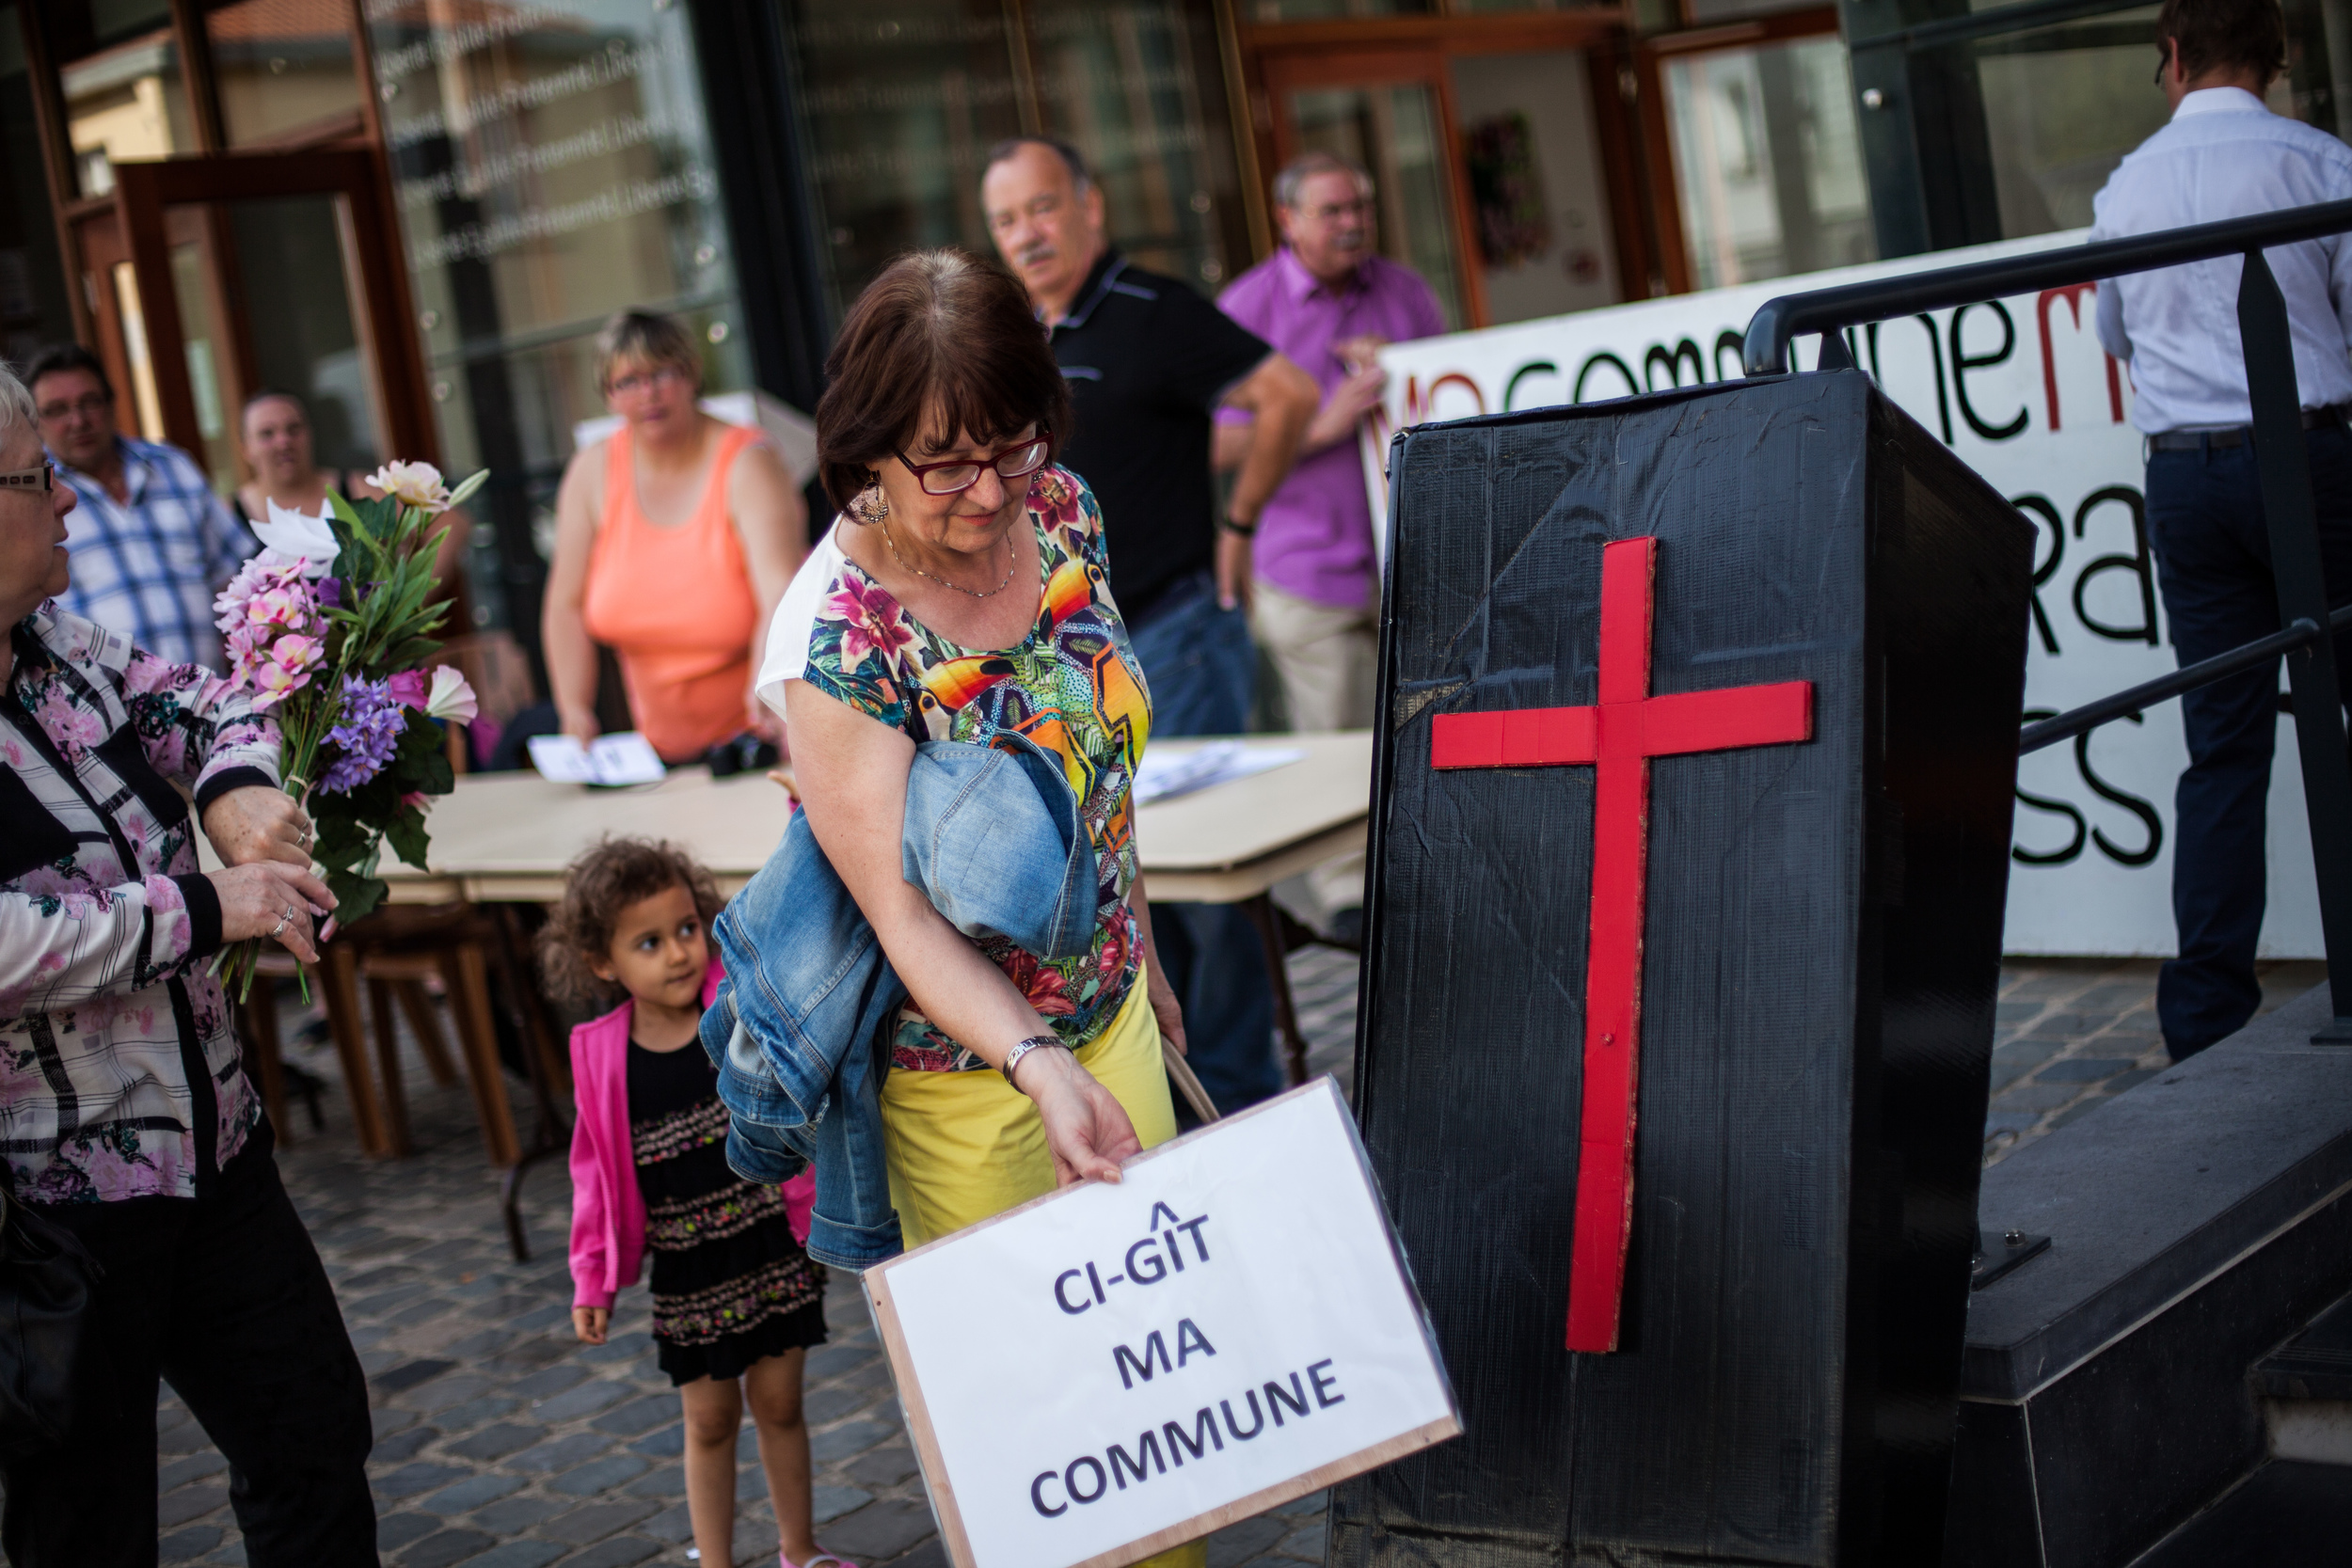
left=317, top=578, right=342, bottom=609
left=320, top=676, right=408, bottom=794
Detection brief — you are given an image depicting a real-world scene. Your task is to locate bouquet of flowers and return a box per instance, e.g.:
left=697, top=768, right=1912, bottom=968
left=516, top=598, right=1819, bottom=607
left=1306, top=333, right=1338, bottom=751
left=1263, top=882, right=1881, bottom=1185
left=211, top=460, right=488, bottom=996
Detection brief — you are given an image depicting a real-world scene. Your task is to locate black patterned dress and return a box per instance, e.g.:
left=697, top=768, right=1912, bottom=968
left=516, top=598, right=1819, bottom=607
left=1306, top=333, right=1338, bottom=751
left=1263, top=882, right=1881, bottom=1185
left=628, top=1038, right=827, bottom=1385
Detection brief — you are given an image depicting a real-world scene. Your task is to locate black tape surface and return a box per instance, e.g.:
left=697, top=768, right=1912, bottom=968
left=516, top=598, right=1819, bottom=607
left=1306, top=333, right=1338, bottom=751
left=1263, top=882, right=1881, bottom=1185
left=1339, top=371, right=2035, bottom=1566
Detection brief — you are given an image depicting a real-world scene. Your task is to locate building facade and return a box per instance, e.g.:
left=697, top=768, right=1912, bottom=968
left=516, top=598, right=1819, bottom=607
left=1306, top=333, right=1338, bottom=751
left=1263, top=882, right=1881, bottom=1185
left=2, top=0, right=2344, bottom=709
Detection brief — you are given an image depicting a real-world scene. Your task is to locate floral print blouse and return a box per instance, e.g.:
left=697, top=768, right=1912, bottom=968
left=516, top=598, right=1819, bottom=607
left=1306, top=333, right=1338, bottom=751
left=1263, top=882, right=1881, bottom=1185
left=1, top=605, right=279, bottom=1202
left=793, top=467, right=1152, bottom=1072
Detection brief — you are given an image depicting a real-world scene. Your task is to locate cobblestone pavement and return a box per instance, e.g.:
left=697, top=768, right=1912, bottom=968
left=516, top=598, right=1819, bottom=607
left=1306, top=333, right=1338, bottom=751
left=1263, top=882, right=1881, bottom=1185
left=1983, top=957, right=2324, bottom=1164
left=116, top=944, right=2317, bottom=1565
left=138, top=950, right=1365, bottom=1568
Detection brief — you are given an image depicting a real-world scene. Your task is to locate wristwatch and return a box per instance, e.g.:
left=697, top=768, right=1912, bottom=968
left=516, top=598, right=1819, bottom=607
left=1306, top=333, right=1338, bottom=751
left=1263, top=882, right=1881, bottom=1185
left=1219, top=514, right=1259, bottom=537
left=1002, top=1034, right=1068, bottom=1088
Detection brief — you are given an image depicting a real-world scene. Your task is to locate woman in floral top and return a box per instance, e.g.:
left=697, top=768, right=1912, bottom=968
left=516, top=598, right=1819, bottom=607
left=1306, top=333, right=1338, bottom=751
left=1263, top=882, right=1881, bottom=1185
left=0, top=362, right=377, bottom=1562
left=759, top=254, right=1194, bottom=1343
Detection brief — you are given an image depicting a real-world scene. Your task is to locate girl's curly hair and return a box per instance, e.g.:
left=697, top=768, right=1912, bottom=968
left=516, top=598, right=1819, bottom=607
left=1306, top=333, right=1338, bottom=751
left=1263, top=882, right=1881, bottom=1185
left=536, top=836, right=724, bottom=1009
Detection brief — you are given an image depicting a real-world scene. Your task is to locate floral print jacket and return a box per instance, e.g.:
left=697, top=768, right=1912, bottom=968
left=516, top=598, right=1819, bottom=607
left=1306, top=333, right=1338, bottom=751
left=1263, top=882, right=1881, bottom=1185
left=1, top=604, right=278, bottom=1202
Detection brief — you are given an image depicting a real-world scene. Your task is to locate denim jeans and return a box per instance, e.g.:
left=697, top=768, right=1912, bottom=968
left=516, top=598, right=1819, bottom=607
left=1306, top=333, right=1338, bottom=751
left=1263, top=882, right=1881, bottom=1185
left=2144, top=425, right=2352, bottom=1057
left=1127, top=568, right=1284, bottom=1112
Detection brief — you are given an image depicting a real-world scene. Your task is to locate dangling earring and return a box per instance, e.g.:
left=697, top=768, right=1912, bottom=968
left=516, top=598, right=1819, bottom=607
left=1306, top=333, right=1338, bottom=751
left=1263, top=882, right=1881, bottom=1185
left=851, top=479, right=889, bottom=527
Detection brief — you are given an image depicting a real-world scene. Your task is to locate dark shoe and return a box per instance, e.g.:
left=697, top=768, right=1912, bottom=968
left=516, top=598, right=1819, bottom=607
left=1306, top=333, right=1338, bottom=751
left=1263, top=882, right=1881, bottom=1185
left=1324, top=906, right=1364, bottom=948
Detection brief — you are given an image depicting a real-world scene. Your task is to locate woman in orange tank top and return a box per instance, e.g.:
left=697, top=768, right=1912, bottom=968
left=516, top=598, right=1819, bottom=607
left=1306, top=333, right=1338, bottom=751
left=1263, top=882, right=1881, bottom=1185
left=544, top=311, right=806, bottom=762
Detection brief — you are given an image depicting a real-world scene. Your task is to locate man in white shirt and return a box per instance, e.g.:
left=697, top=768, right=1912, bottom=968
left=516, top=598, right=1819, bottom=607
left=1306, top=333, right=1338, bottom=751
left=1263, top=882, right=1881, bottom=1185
left=2090, top=0, right=2352, bottom=1059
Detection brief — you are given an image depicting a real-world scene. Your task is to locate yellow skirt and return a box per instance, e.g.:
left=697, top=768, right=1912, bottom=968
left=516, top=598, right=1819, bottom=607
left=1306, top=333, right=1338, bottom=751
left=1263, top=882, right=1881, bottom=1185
left=880, top=971, right=1206, bottom=1568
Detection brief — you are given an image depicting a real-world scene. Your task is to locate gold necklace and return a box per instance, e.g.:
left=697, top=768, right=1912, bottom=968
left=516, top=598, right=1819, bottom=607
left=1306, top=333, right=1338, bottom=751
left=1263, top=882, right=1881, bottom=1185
left=880, top=516, right=1020, bottom=599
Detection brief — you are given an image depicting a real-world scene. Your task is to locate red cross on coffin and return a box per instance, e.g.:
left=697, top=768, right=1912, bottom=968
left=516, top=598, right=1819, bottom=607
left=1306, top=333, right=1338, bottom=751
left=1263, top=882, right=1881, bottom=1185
left=1431, top=535, right=1814, bottom=1354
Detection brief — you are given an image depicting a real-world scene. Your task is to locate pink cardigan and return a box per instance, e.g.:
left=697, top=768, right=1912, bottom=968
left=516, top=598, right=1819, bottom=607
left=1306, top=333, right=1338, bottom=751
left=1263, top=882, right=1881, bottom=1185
left=567, top=960, right=812, bottom=1308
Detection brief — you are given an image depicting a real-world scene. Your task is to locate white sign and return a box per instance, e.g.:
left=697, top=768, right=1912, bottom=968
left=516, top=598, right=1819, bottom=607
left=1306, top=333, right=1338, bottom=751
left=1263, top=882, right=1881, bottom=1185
left=1363, top=232, right=2323, bottom=958
left=863, top=1077, right=1460, bottom=1568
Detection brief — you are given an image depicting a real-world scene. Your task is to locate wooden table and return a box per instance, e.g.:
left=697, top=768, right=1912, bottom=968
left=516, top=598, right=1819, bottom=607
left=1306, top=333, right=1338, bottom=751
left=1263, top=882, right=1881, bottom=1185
left=358, top=732, right=1371, bottom=1227
left=382, top=731, right=1373, bottom=910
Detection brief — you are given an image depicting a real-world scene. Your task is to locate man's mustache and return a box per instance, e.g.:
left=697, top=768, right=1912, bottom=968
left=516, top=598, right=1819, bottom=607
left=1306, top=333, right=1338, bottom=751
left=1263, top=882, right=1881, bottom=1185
left=1016, top=239, right=1057, bottom=269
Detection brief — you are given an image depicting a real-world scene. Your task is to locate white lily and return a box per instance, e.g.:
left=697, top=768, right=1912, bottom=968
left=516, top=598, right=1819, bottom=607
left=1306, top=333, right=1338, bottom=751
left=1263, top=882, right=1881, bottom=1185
left=367, top=460, right=453, bottom=515
left=423, top=665, right=479, bottom=723
left=251, top=499, right=340, bottom=578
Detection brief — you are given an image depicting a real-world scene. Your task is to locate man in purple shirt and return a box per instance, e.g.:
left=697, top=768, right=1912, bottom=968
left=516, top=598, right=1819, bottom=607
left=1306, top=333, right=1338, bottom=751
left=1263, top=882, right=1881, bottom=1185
left=1216, top=150, right=1447, bottom=938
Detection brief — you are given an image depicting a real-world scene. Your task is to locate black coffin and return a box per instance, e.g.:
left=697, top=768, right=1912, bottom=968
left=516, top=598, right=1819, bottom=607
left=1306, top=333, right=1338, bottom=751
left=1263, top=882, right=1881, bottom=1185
left=1338, top=371, right=2035, bottom=1566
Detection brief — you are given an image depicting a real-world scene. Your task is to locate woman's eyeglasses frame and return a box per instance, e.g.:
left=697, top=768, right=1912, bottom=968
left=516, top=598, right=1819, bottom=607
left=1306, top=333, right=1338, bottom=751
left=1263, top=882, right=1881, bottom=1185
left=894, top=433, right=1053, bottom=497
left=0, top=464, right=56, bottom=493
left=603, top=364, right=692, bottom=401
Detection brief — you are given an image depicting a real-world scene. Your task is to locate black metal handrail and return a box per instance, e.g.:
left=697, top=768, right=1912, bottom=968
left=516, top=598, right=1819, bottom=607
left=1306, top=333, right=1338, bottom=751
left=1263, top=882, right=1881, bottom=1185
left=1740, top=198, right=2352, bottom=1043
left=1740, top=198, right=2352, bottom=376
left=2019, top=605, right=2352, bottom=753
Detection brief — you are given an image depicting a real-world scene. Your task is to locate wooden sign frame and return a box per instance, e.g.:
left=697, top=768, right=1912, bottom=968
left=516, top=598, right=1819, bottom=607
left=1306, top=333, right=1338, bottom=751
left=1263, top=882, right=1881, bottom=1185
left=862, top=1076, right=1461, bottom=1568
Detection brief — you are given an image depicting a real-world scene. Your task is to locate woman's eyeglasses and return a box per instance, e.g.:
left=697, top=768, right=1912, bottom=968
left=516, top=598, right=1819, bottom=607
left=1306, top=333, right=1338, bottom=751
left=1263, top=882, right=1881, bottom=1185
left=896, top=434, right=1052, bottom=496
left=0, top=464, right=55, bottom=493
left=605, top=365, right=689, bottom=400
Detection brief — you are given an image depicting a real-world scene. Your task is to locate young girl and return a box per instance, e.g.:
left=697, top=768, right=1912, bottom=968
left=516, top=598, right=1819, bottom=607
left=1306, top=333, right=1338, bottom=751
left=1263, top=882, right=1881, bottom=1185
left=544, top=837, right=851, bottom=1568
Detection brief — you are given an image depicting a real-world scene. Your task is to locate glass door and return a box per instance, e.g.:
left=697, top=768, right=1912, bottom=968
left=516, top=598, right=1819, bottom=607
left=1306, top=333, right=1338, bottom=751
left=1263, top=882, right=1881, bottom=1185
left=1259, top=49, right=1483, bottom=329
left=105, top=149, right=433, bottom=493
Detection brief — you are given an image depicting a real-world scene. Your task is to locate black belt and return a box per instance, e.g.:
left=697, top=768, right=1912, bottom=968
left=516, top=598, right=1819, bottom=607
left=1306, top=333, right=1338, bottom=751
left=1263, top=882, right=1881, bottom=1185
left=2149, top=404, right=2348, bottom=450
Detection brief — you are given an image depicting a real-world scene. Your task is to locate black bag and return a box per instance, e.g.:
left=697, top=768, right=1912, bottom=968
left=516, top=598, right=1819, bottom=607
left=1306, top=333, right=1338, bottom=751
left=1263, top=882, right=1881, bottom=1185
left=0, top=1171, right=101, bottom=1460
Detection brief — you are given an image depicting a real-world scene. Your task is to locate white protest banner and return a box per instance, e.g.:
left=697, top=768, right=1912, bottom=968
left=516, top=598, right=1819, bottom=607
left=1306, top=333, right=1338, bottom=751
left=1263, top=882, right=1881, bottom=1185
left=863, top=1077, right=1460, bottom=1568
left=1362, top=233, right=2324, bottom=958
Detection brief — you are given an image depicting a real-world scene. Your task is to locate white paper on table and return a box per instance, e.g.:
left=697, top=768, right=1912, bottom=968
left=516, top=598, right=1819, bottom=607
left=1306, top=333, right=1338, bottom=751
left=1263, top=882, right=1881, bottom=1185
left=1132, top=742, right=1305, bottom=807
left=526, top=732, right=667, bottom=786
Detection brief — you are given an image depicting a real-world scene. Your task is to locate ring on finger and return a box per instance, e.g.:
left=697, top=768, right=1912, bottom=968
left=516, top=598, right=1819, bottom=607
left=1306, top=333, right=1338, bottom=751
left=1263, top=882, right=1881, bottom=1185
left=269, top=905, right=295, bottom=938
left=294, top=823, right=314, bottom=848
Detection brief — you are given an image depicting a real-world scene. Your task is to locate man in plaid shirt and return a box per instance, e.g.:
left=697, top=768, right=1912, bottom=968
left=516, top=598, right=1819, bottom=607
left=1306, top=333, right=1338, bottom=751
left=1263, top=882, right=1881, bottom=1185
left=27, top=343, right=255, bottom=670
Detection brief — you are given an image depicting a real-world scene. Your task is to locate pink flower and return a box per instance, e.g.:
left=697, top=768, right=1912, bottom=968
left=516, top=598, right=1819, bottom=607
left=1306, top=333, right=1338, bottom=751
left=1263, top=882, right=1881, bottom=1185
left=400, top=791, right=433, bottom=815
left=215, top=556, right=321, bottom=650
left=250, top=658, right=312, bottom=709
left=246, top=584, right=311, bottom=627
left=269, top=633, right=325, bottom=673
left=826, top=576, right=914, bottom=673
left=388, top=670, right=429, bottom=709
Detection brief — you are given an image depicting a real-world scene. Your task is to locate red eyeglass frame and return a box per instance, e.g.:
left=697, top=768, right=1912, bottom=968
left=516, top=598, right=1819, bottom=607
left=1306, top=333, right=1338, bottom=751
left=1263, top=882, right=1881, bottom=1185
left=893, top=431, right=1052, bottom=495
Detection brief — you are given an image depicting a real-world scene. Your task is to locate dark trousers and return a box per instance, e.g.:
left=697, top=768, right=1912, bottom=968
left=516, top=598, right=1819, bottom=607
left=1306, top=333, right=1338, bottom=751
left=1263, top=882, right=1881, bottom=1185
left=1126, top=568, right=1285, bottom=1113
left=2144, top=426, right=2352, bottom=1057
left=1, top=1137, right=377, bottom=1567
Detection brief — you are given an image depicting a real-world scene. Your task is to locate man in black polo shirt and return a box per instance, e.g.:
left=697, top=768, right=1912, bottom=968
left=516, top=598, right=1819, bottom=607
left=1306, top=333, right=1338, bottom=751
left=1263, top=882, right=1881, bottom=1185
left=984, top=135, right=1318, bottom=1114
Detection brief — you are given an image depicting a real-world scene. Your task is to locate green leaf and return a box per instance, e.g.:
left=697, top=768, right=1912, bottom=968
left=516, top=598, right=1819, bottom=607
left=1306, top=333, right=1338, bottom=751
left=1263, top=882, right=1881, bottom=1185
left=385, top=805, right=430, bottom=869
left=446, top=468, right=489, bottom=509
left=328, top=871, right=389, bottom=927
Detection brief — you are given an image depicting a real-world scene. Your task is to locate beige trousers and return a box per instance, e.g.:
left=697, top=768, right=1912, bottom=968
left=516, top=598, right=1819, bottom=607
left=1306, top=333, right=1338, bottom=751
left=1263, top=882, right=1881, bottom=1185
left=1251, top=577, right=1376, bottom=916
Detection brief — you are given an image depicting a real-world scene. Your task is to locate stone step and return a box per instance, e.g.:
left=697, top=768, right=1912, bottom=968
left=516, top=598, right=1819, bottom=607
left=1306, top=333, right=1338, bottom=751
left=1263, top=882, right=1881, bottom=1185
left=2252, top=1286, right=2352, bottom=1402
left=2127, top=1460, right=2352, bottom=1566
left=2252, top=1287, right=2352, bottom=1466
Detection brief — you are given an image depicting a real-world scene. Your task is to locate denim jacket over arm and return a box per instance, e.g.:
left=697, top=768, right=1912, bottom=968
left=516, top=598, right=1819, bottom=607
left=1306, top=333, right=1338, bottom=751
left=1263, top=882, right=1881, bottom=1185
left=699, top=729, right=1097, bottom=1270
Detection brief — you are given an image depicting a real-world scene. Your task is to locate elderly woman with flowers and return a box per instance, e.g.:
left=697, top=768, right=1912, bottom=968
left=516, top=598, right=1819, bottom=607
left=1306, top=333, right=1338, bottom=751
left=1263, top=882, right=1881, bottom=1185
left=0, top=356, right=463, bottom=1562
